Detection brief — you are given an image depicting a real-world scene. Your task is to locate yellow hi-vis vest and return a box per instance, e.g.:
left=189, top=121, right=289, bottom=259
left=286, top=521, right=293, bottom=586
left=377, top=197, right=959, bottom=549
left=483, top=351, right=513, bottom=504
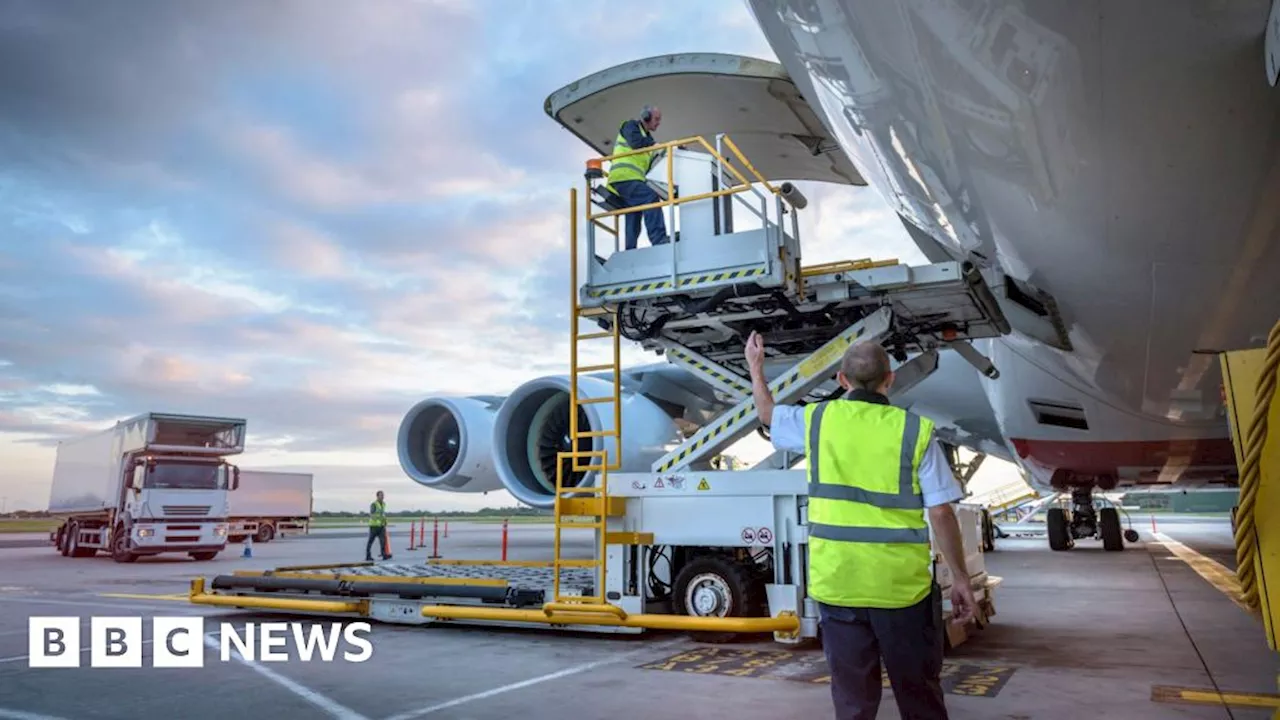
left=804, top=399, right=935, bottom=609
left=369, top=500, right=387, bottom=528
left=606, top=120, right=656, bottom=186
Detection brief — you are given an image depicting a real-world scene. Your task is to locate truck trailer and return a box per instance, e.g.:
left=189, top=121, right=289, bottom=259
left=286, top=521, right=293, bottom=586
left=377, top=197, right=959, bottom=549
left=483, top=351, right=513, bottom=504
left=48, top=412, right=245, bottom=562
left=227, top=470, right=312, bottom=543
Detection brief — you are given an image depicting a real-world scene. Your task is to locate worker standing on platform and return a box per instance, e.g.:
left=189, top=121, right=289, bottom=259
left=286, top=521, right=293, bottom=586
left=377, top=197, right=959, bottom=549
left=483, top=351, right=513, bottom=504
left=606, top=105, right=671, bottom=250
left=744, top=332, right=977, bottom=720
left=365, top=490, right=392, bottom=562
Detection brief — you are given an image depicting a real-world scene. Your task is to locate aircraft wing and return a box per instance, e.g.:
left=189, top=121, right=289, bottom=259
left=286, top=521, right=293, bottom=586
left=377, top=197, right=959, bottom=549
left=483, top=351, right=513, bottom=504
left=544, top=52, right=866, bottom=186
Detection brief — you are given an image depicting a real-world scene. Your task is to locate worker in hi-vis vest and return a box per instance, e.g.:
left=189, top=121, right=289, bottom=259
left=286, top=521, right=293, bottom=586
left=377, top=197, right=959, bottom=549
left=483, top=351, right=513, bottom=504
left=745, top=331, right=977, bottom=720
left=605, top=105, right=672, bottom=251
left=365, top=490, right=392, bottom=561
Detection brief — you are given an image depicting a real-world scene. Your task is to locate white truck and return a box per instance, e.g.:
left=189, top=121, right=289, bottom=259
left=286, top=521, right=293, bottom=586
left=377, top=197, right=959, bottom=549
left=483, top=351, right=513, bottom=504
left=227, top=470, right=312, bottom=543
left=48, top=412, right=244, bottom=563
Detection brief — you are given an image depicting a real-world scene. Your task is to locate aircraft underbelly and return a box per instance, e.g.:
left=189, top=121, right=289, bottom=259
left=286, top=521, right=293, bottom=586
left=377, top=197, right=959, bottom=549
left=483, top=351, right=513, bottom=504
left=748, top=0, right=1280, bottom=470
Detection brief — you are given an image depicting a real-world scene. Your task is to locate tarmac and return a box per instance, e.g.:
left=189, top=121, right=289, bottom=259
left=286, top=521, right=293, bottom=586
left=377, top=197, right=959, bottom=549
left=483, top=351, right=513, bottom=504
left=0, top=517, right=1275, bottom=719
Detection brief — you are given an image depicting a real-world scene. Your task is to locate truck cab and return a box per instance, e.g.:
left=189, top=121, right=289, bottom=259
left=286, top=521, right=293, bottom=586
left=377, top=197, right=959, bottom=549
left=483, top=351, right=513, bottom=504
left=117, top=454, right=239, bottom=560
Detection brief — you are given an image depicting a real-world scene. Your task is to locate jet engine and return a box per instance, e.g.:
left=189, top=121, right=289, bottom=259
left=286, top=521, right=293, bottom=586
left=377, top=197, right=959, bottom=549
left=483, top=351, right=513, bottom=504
left=492, top=375, right=684, bottom=508
left=396, top=396, right=507, bottom=493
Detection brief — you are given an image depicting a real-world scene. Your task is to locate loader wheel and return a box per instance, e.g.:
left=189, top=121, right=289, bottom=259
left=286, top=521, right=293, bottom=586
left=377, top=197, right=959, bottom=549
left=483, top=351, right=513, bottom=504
left=1100, top=507, right=1123, bottom=551
left=672, top=555, right=766, bottom=644
left=255, top=524, right=274, bottom=543
left=1047, top=508, right=1072, bottom=551
left=189, top=551, right=218, bottom=561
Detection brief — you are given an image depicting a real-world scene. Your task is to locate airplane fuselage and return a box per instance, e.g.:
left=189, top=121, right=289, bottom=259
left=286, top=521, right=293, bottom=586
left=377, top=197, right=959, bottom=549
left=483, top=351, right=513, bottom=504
left=747, top=0, right=1280, bottom=492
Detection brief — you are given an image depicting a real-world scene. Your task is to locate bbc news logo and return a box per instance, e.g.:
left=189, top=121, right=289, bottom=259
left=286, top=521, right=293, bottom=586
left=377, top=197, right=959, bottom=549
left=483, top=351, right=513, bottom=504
left=28, top=617, right=373, bottom=667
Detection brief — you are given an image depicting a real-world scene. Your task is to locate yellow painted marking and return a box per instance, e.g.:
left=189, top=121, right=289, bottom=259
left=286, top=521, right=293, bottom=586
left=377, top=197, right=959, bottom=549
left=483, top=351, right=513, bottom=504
left=1151, top=533, right=1249, bottom=612
left=1151, top=685, right=1280, bottom=709
left=99, top=593, right=189, bottom=601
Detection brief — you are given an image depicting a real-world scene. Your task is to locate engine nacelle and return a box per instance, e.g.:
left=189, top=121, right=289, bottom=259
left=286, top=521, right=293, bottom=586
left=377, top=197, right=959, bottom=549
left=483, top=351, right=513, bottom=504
left=397, top=396, right=507, bottom=493
left=492, top=375, right=683, bottom=508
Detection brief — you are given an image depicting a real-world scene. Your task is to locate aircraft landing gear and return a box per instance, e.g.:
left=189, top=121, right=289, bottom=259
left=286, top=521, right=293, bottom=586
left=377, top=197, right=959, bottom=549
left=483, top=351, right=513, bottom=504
left=1047, top=489, right=1137, bottom=551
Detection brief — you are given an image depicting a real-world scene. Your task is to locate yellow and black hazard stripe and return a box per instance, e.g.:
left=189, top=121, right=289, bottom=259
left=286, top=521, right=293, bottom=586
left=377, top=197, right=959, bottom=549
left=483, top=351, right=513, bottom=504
left=667, top=348, right=751, bottom=395
left=655, top=324, right=870, bottom=472
left=588, top=266, right=769, bottom=299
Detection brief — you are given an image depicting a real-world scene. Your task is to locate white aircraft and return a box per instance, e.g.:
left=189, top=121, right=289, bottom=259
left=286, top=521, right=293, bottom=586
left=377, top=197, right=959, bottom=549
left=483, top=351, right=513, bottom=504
left=396, top=0, right=1280, bottom=552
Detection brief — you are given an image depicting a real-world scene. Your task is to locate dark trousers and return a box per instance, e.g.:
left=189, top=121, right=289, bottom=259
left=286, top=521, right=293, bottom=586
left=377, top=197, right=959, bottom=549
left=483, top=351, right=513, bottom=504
left=365, top=526, right=389, bottom=559
left=818, top=585, right=948, bottom=720
left=612, top=180, right=669, bottom=250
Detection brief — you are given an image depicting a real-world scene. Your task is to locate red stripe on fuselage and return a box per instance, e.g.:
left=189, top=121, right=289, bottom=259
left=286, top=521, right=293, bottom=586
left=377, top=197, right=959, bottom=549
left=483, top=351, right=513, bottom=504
left=1008, top=437, right=1238, bottom=474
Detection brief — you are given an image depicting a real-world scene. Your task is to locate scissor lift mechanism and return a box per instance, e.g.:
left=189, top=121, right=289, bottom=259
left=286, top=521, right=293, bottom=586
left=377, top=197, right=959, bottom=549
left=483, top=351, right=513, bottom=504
left=188, top=134, right=1006, bottom=646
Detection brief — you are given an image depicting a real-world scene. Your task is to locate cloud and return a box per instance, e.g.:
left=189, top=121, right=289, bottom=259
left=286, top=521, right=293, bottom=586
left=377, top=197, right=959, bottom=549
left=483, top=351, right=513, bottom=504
left=0, top=0, right=984, bottom=514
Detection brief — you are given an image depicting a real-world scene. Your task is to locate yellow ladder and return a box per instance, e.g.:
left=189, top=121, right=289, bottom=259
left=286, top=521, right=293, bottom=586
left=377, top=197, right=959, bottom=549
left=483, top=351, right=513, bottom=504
left=552, top=187, right=622, bottom=606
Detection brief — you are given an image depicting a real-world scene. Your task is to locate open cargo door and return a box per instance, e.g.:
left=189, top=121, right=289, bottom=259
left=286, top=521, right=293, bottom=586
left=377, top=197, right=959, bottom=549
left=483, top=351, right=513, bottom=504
left=544, top=53, right=865, bottom=186
left=143, top=413, right=246, bottom=453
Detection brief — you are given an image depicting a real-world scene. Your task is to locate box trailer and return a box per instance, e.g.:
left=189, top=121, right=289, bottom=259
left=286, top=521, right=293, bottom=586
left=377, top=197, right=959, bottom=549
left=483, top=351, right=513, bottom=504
left=227, top=470, right=313, bottom=543
left=48, top=412, right=245, bottom=562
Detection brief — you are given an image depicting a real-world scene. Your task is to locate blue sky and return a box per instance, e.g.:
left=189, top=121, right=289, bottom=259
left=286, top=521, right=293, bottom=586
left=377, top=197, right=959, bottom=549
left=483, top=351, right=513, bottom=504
left=0, top=0, right=1018, bottom=513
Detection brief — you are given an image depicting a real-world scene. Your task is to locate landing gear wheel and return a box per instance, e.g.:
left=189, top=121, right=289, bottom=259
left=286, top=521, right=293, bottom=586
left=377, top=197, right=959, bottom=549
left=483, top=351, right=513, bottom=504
left=111, top=525, right=138, bottom=563
left=255, top=524, right=274, bottom=543
left=672, top=555, right=765, bottom=644
left=980, top=509, right=996, bottom=552
left=1099, top=507, right=1123, bottom=551
left=1047, top=508, right=1072, bottom=551
left=189, top=551, right=218, bottom=561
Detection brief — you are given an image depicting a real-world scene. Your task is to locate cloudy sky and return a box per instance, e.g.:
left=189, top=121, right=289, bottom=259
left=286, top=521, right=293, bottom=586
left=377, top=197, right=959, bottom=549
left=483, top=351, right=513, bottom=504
left=0, top=0, right=1022, bottom=514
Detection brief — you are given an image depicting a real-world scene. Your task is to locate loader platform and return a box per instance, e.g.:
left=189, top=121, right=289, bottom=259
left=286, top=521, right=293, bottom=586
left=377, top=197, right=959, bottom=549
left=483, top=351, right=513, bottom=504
left=210, top=562, right=596, bottom=609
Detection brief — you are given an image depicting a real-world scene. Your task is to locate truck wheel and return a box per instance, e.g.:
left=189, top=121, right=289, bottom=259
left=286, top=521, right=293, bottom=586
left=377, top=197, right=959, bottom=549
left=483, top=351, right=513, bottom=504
left=189, top=551, right=218, bottom=561
left=671, top=554, right=766, bottom=644
left=255, top=524, right=274, bottom=543
left=57, top=525, right=69, bottom=556
left=66, top=522, right=82, bottom=557
left=111, top=526, right=138, bottom=563
left=1047, top=508, right=1072, bottom=551
left=1100, top=507, right=1123, bottom=551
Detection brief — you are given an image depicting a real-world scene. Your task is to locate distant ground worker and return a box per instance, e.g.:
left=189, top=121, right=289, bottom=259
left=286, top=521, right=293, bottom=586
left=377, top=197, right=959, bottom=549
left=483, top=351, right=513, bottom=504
left=365, top=490, right=393, bottom=562
left=744, top=331, right=977, bottom=720
left=605, top=105, right=672, bottom=250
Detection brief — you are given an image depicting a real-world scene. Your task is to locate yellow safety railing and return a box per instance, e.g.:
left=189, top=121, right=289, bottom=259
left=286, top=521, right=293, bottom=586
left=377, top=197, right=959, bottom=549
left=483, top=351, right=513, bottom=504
left=587, top=134, right=779, bottom=220
left=583, top=133, right=785, bottom=259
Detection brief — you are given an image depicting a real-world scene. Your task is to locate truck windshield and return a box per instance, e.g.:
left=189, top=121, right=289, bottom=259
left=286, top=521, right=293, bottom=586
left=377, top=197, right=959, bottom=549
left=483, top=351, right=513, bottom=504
left=146, top=462, right=225, bottom=490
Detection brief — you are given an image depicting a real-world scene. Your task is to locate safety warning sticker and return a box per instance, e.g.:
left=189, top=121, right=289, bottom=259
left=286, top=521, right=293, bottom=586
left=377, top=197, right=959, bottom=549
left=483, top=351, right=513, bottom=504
left=756, top=527, right=773, bottom=544
left=740, top=528, right=756, bottom=544
left=637, top=648, right=1018, bottom=698
left=696, top=478, right=711, bottom=491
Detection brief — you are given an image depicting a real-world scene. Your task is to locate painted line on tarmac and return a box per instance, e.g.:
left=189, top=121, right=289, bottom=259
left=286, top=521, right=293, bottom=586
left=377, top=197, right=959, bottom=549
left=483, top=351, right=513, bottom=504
left=0, top=708, right=73, bottom=720
left=202, top=633, right=369, bottom=720
left=0, top=638, right=155, bottom=665
left=1151, top=684, right=1280, bottom=709
left=383, top=638, right=687, bottom=720
left=1150, top=532, right=1247, bottom=611
left=0, top=595, right=223, bottom=615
